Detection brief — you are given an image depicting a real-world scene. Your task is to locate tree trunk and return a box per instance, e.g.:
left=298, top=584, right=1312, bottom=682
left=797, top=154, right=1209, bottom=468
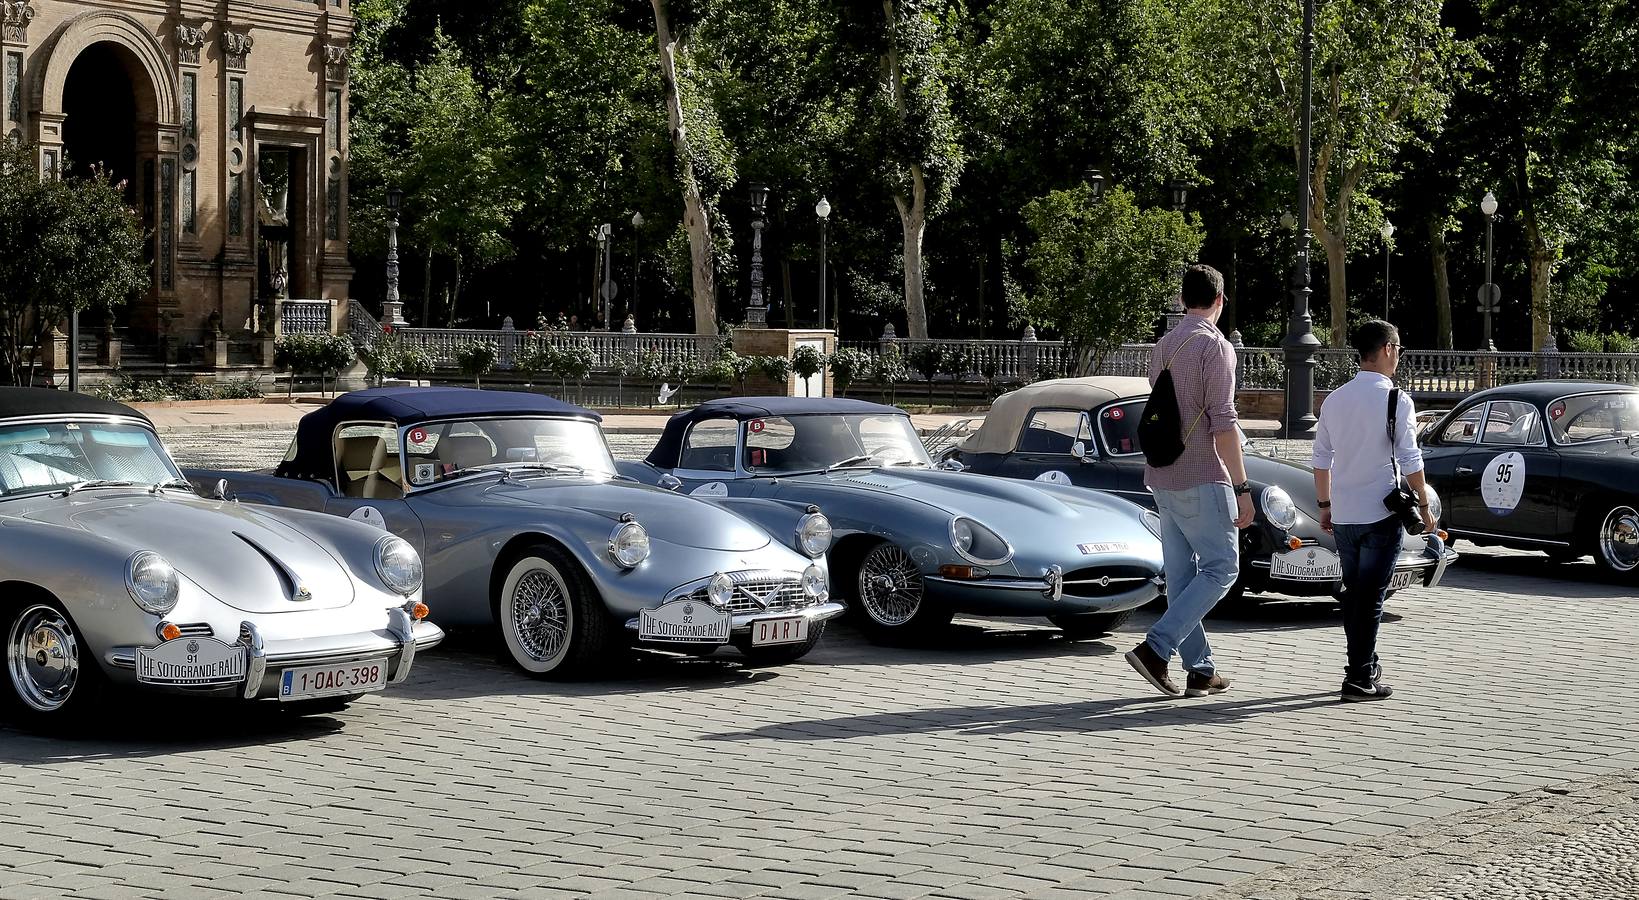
left=781, top=258, right=794, bottom=328
left=452, top=251, right=464, bottom=323
left=422, top=251, right=435, bottom=327
left=1429, top=217, right=1453, bottom=350
left=651, top=0, right=718, bottom=336
left=894, top=169, right=929, bottom=339
left=1525, top=218, right=1554, bottom=351
left=1317, top=228, right=1348, bottom=348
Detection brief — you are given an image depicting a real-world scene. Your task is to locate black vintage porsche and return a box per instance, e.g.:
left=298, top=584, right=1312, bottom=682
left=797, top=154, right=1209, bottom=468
left=928, top=376, right=1456, bottom=605
left=1419, top=380, right=1639, bottom=580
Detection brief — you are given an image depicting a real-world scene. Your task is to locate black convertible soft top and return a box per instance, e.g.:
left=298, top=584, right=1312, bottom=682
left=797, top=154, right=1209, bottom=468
left=0, top=387, right=151, bottom=424
left=646, top=395, right=905, bottom=469
left=278, top=386, right=600, bottom=483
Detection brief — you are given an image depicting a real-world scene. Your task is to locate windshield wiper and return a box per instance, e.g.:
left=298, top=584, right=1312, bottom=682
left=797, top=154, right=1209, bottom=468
left=61, top=479, right=139, bottom=496
left=149, top=478, right=196, bottom=494
left=825, top=454, right=880, bottom=472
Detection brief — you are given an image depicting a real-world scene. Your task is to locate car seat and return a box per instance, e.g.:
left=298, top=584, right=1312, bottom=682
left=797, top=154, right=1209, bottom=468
left=337, top=435, right=403, bottom=499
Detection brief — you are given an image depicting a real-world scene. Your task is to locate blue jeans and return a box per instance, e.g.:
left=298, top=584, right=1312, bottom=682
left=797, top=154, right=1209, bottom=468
left=1146, top=484, right=1239, bottom=675
left=1333, top=516, right=1401, bottom=683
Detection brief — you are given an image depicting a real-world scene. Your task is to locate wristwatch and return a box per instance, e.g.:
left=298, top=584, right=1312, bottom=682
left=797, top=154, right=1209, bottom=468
left=1317, top=500, right=1332, bottom=509
left=1233, top=481, right=1252, bottom=496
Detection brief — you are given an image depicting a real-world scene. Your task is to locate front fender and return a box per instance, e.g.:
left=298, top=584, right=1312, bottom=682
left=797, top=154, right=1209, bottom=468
left=711, top=497, right=822, bottom=558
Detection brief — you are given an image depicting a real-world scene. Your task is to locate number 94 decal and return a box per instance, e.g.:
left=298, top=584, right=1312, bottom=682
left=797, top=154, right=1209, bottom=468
left=1481, top=451, right=1526, bottom=514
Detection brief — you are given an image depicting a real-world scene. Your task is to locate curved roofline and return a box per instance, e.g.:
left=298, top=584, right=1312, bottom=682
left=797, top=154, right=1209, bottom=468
left=0, top=387, right=151, bottom=424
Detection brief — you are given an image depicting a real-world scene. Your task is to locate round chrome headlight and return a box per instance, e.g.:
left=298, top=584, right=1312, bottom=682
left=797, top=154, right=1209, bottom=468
left=1142, top=510, right=1163, bottom=540
left=1426, top=485, right=1442, bottom=522
left=797, top=512, right=833, bottom=558
left=609, top=521, right=651, bottom=569
left=1260, top=486, right=1299, bottom=531
left=375, top=535, right=423, bottom=596
left=126, top=551, right=180, bottom=615
left=801, top=564, right=828, bottom=600
left=707, top=572, right=734, bottom=609
left=950, top=517, right=1013, bottom=565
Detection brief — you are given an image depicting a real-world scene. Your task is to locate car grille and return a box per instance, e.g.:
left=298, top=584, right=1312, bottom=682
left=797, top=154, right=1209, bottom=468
left=680, top=570, right=813, bottom=614
left=1061, top=566, right=1157, bottom=599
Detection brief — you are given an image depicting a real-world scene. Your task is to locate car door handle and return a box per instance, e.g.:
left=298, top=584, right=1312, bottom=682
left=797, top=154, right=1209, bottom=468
left=1455, top=465, right=1473, bottom=475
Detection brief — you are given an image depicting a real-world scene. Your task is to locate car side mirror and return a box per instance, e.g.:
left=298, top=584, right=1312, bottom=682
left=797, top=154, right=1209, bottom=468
left=212, top=478, right=232, bottom=501
left=1071, top=441, right=1089, bottom=461
left=658, top=474, right=683, bottom=492
left=937, top=458, right=965, bottom=472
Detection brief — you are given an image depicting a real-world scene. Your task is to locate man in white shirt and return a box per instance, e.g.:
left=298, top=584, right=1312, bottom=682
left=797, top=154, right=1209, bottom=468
left=1312, top=320, right=1438, bottom=702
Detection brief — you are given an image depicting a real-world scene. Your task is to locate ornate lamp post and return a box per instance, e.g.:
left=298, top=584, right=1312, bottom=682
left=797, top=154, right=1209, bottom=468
left=1084, top=167, right=1106, bottom=202
left=1281, top=0, right=1321, bottom=439
left=1380, top=219, right=1395, bottom=319
left=815, top=197, right=831, bottom=329
left=630, top=211, right=644, bottom=326
left=383, top=187, right=408, bottom=327
left=1163, top=180, right=1191, bottom=333
left=746, top=184, right=770, bottom=328
left=1479, top=191, right=1500, bottom=351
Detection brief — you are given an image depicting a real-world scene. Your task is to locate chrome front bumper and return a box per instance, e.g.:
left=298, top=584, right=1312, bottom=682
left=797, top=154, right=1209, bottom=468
left=108, top=611, right=446, bottom=699
left=624, top=601, right=846, bottom=638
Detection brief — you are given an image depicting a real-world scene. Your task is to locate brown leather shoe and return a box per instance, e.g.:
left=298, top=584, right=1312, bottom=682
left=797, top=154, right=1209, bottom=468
left=1185, top=672, right=1231, bottom=697
left=1125, top=642, right=1182, bottom=697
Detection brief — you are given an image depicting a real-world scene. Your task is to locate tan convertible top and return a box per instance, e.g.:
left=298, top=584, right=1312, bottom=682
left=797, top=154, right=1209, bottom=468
left=957, top=376, right=1152, bottom=454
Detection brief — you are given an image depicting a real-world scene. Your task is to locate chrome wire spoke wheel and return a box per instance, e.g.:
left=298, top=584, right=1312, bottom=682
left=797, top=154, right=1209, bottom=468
left=7, top=604, right=80, bottom=713
left=857, top=543, right=925, bottom=627
left=502, top=559, right=573, bottom=672
left=1599, top=506, right=1639, bottom=573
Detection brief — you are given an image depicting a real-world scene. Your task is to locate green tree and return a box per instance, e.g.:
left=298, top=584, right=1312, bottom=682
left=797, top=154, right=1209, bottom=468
left=1022, top=185, right=1204, bottom=373
left=0, top=143, right=147, bottom=385
left=1223, top=0, right=1468, bottom=346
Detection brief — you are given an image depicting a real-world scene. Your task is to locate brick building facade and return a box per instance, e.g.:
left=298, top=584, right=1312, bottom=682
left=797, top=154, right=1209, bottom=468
left=3, top=0, right=352, bottom=355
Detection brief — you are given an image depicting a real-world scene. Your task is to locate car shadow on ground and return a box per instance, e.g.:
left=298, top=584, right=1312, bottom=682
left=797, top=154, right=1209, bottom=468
left=1445, top=546, right=1634, bottom=598
left=0, top=696, right=346, bottom=763
left=703, top=690, right=1340, bottom=742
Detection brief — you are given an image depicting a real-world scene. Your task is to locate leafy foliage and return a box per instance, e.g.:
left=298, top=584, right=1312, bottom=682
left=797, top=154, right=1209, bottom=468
left=456, top=340, right=498, bottom=385
left=1022, top=186, right=1204, bottom=373
left=826, top=347, right=869, bottom=395
left=790, top=344, right=826, bottom=380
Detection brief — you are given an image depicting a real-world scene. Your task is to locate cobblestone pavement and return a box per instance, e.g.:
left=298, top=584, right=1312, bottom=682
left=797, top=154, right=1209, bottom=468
left=1, top=427, right=1635, bottom=899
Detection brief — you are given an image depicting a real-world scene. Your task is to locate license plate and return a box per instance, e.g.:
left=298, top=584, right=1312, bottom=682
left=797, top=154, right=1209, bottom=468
left=279, top=659, right=389, bottom=702
left=750, top=616, right=808, bottom=646
left=136, top=638, right=245, bottom=686
left=1269, top=547, right=1343, bottom=581
left=640, top=599, right=730, bottom=644
left=1388, top=569, right=1418, bottom=591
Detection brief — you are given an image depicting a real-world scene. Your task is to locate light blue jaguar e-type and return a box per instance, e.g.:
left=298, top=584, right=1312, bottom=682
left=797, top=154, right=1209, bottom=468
left=619, top=397, right=1166, bottom=643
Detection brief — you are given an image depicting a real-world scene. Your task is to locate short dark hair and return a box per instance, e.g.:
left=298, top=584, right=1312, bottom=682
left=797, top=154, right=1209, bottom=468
left=1180, top=265, right=1224, bottom=309
left=1355, top=319, right=1400, bottom=359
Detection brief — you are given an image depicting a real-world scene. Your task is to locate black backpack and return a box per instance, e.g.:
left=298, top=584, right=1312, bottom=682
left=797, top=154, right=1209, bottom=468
left=1138, top=333, right=1206, bottom=468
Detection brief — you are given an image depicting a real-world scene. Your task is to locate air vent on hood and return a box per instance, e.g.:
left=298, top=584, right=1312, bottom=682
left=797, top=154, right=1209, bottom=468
left=234, top=532, right=301, bottom=600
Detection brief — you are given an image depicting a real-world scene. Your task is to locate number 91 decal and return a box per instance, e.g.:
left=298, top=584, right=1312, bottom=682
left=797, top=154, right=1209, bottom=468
left=1481, top=451, right=1526, bottom=515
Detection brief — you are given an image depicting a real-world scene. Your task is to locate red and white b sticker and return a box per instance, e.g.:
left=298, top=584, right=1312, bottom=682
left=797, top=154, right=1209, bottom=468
left=1107, top=407, right=1125, bottom=420
left=748, top=419, right=766, bottom=434
left=408, top=428, right=428, bottom=444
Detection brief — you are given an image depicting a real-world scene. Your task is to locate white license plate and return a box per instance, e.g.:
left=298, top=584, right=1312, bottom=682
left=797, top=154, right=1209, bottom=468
left=279, top=659, right=389, bottom=702
left=750, top=616, right=808, bottom=646
left=136, top=638, right=245, bottom=686
left=640, top=599, right=730, bottom=644
left=1270, top=547, right=1343, bottom=581
left=1388, top=569, right=1419, bottom=591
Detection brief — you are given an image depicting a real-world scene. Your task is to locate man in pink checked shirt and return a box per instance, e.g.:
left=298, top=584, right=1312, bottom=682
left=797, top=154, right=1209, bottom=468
left=1125, top=265, right=1256, bottom=699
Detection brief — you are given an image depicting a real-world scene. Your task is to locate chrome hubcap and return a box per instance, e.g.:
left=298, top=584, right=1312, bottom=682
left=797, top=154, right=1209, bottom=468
left=7, top=605, right=79, bottom=713
left=1600, top=506, right=1639, bottom=573
left=510, top=566, right=570, bottom=663
left=858, top=544, right=923, bottom=626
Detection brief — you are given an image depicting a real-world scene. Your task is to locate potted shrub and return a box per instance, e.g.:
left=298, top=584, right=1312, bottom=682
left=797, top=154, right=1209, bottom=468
left=456, top=339, right=499, bottom=387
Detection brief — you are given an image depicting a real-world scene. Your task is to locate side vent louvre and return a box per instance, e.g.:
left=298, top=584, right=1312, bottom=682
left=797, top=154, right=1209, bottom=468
left=234, top=532, right=298, bottom=599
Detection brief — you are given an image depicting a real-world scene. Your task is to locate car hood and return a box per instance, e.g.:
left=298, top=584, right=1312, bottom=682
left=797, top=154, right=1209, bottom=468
left=16, top=491, right=356, bottom=613
left=468, top=477, right=773, bottom=552
left=802, top=466, right=1150, bottom=529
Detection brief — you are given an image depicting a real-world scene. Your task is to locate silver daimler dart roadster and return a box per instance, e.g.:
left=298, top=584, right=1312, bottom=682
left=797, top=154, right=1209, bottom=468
left=0, top=388, right=443, bottom=727
left=622, top=397, right=1166, bottom=643
left=190, top=388, right=842, bottom=677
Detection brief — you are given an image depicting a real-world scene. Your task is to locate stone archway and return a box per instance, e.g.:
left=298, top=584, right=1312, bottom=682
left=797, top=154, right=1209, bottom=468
left=32, top=11, right=181, bottom=337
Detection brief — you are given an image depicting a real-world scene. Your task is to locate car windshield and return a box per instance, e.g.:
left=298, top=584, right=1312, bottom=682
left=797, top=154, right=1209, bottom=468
left=1096, top=400, right=1146, bottom=456
left=1548, top=392, right=1639, bottom=444
left=400, top=416, right=617, bottom=488
left=0, top=420, right=181, bottom=498
left=744, top=413, right=931, bottom=474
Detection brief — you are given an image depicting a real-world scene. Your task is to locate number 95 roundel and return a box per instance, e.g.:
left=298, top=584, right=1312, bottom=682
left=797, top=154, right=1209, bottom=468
left=1481, top=451, right=1526, bottom=515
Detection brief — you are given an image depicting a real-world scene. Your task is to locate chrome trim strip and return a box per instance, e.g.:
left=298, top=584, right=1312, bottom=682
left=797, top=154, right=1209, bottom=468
left=1448, top=527, right=1571, bottom=547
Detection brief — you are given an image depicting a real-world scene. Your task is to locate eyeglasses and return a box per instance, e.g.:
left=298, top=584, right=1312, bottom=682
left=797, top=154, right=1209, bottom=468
left=1385, top=342, right=1402, bottom=352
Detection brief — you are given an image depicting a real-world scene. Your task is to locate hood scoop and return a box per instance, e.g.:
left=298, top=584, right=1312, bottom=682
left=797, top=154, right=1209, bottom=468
left=235, top=532, right=309, bottom=602
left=842, top=473, right=915, bottom=490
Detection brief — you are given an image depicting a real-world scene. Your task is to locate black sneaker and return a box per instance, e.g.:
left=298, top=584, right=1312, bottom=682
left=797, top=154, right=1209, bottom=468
left=1341, top=679, right=1394, bottom=702
left=1125, top=642, right=1183, bottom=697
left=1185, top=672, right=1231, bottom=697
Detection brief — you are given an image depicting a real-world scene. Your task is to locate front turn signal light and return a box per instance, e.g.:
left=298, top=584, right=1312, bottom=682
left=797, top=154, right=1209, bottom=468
left=410, top=602, right=430, bottom=621
left=938, top=565, right=990, bottom=580
left=1286, top=536, right=1303, bottom=551
left=158, top=622, right=182, bottom=642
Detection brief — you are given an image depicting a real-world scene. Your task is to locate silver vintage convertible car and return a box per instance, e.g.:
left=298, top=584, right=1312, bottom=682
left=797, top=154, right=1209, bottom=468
left=189, top=388, right=842, bottom=677
left=0, top=388, right=443, bottom=727
left=620, top=397, right=1166, bottom=642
